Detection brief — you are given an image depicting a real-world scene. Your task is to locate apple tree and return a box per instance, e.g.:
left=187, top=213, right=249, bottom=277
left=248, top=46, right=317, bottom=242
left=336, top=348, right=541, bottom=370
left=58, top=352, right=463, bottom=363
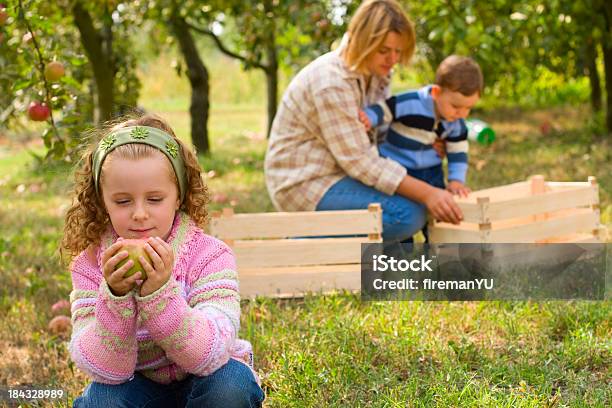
left=139, top=0, right=354, bottom=149
left=0, top=0, right=144, bottom=162
left=185, top=0, right=355, bottom=136
left=71, top=0, right=142, bottom=123
left=406, top=0, right=612, bottom=133
left=141, top=0, right=213, bottom=154
left=0, top=0, right=91, bottom=161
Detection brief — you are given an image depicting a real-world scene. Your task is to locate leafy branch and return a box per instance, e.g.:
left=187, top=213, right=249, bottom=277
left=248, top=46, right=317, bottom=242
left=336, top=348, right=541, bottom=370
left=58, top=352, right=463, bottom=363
left=17, top=0, right=62, bottom=143
left=185, top=21, right=271, bottom=73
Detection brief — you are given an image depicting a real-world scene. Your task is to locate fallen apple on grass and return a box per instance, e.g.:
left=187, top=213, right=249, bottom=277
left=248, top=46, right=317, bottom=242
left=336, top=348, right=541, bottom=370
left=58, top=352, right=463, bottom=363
left=116, top=239, right=152, bottom=280
left=48, top=315, right=71, bottom=335
left=51, top=299, right=71, bottom=315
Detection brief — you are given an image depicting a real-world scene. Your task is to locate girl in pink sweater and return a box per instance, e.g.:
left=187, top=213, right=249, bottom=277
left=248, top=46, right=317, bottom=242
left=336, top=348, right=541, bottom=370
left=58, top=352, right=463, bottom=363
left=62, top=114, right=264, bottom=407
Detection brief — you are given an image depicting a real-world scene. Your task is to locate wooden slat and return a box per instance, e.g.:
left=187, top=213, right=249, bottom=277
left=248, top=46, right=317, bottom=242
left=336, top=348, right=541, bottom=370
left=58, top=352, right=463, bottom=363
left=493, top=207, right=588, bottom=229
left=469, top=185, right=597, bottom=223
left=546, top=181, right=591, bottom=189
left=238, top=264, right=361, bottom=298
left=456, top=181, right=530, bottom=204
left=429, top=223, right=482, bottom=243
left=456, top=201, right=483, bottom=223
left=210, top=208, right=382, bottom=240
left=489, top=208, right=598, bottom=243
left=536, top=233, right=601, bottom=244
left=430, top=208, right=599, bottom=243
left=233, top=237, right=375, bottom=268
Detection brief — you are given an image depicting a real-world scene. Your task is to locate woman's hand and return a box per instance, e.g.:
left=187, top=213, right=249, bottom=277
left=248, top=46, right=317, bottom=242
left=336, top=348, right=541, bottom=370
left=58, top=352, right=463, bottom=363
left=138, top=237, right=174, bottom=297
left=102, top=239, right=142, bottom=297
left=396, top=176, right=463, bottom=224
left=424, top=187, right=463, bottom=224
left=433, top=138, right=446, bottom=159
left=358, top=110, right=372, bottom=131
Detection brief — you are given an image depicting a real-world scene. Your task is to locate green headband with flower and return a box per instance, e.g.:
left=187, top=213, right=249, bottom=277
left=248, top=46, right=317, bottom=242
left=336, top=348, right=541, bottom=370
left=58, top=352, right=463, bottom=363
left=92, top=126, right=187, bottom=203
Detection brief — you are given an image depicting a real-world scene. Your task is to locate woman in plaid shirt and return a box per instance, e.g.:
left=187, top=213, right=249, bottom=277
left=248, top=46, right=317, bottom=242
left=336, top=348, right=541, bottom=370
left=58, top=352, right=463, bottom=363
left=265, top=0, right=463, bottom=242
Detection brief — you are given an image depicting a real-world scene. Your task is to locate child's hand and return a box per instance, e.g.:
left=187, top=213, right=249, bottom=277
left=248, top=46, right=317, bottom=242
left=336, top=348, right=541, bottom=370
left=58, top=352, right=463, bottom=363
left=102, top=239, right=143, bottom=297
left=447, top=181, right=471, bottom=198
left=358, top=110, right=372, bottom=131
left=138, top=237, right=174, bottom=297
left=433, top=138, right=446, bottom=159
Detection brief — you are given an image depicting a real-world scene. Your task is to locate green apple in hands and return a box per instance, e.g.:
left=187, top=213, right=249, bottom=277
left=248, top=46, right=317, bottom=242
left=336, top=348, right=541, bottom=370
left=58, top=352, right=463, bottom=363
left=116, top=239, right=152, bottom=280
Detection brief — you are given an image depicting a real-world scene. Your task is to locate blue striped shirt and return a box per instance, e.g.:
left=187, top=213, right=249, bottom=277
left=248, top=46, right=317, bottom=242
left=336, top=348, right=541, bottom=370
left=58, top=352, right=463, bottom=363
left=364, top=85, right=469, bottom=183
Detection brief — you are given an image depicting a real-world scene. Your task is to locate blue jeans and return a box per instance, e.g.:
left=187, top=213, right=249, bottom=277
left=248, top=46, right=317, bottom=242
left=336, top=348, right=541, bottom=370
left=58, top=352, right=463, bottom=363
left=315, top=176, right=427, bottom=243
left=404, top=164, right=445, bottom=242
left=73, top=359, right=264, bottom=408
left=405, top=164, right=445, bottom=190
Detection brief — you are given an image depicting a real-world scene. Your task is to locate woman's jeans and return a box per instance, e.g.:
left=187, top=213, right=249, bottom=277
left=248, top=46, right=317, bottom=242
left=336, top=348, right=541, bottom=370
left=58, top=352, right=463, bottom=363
left=316, top=176, right=427, bottom=243
left=73, top=359, right=264, bottom=408
left=316, top=166, right=445, bottom=243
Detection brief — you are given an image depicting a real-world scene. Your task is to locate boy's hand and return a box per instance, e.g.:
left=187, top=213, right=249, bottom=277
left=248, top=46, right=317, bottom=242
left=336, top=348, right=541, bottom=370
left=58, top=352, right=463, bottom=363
left=424, top=187, right=463, bottom=224
left=138, top=237, right=174, bottom=297
left=433, top=138, right=446, bottom=159
left=358, top=110, right=372, bottom=131
left=102, top=238, right=142, bottom=297
left=447, top=181, right=471, bottom=198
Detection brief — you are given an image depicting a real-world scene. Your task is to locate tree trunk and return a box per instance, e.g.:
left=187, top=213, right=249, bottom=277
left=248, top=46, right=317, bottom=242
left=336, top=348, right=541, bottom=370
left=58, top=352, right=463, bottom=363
left=171, top=15, right=210, bottom=154
left=264, top=0, right=278, bottom=138
left=265, top=46, right=278, bottom=138
left=602, top=2, right=612, bottom=133
left=72, top=1, right=114, bottom=123
left=603, top=42, right=612, bottom=132
left=586, top=37, right=602, bottom=113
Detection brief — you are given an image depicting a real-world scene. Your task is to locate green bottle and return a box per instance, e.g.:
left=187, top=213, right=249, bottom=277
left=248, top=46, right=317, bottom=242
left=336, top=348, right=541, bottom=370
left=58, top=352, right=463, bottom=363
left=466, top=119, right=495, bottom=146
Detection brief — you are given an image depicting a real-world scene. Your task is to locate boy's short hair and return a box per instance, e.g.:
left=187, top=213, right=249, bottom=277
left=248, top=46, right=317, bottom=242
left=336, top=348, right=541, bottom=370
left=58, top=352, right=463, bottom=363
left=344, top=0, right=415, bottom=74
left=435, top=55, right=483, bottom=96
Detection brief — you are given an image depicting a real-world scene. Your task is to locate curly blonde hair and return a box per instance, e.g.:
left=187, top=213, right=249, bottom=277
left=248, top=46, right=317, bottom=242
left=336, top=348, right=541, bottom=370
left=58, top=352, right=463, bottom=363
left=61, top=113, right=209, bottom=260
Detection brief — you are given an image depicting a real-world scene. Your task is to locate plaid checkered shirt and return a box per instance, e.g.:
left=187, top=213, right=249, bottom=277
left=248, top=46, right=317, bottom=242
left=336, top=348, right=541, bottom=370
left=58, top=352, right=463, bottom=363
left=264, top=47, right=407, bottom=212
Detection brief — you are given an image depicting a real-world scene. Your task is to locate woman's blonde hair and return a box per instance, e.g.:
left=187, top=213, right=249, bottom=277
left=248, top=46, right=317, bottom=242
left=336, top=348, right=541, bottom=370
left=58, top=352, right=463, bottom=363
left=61, top=113, right=209, bottom=260
left=343, top=0, right=416, bottom=74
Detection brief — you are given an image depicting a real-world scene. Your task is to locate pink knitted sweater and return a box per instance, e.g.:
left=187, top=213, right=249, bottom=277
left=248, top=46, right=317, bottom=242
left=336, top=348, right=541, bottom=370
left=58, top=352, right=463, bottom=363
left=69, top=212, right=253, bottom=384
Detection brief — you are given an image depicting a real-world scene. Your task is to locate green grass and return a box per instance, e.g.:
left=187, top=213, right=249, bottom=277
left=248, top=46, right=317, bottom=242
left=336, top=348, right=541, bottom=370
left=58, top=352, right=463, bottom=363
left=244, top=298, right=610, bottom=406
left=0, top=51, right=610, bottom=406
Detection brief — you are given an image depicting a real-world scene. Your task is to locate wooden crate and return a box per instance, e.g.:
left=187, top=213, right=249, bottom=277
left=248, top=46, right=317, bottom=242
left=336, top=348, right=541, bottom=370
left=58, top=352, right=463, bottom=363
left=429, top=176, right=606, bottom=243
left=209, top=204, right=382, bottom=298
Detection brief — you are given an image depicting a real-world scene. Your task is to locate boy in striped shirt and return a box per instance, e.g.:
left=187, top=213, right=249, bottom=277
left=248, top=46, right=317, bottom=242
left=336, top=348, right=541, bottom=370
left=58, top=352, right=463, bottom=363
left=360, top=55, right=483, bottom=199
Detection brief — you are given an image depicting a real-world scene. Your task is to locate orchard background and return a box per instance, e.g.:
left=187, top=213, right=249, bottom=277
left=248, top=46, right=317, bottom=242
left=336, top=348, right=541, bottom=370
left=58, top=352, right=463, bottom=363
left=0, top=1, right=610, bottom=406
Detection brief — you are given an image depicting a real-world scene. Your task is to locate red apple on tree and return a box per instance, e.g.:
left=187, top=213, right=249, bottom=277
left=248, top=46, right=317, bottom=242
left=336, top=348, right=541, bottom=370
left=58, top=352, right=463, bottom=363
left=0, top=9, right=8, bottom=26
left=27, top=101, right=50, bottom=121
left=310, top=11, right=322, bottom=22
left=115, top=239, right=153, bottom=280
left=44, top=61, right=65, bottom=82
left=317, top=19, right=330, bottom=30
